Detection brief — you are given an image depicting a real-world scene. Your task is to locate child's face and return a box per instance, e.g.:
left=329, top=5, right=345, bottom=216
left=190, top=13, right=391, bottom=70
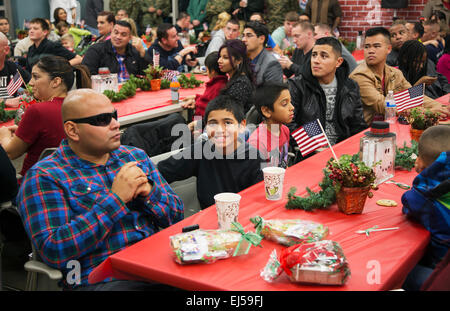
left=206, top=109, right=246, bottom=154
left=61, top=39, right=74, bottom=50
left=59, top=26, right=69, bottom=35
left=262, top=89, right=294, bottom=124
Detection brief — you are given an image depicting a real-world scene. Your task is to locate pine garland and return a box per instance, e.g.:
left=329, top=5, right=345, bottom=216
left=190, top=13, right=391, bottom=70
left=0, top=100, right=16, bottom=123
left=285, top=169, right=337, bottom=211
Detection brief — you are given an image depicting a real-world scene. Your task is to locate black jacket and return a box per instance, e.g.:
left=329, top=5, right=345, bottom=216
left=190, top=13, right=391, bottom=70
left=284, top=48, right=312, bottom=78
left=287, top=59, right=368, bottom=144
left=82, top=40, right=149, bottom=76
left=158, top=140, right=264, bottom=209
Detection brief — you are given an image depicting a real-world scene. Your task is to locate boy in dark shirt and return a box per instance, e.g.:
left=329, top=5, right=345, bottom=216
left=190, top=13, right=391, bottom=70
left=158, top=95, right=264, bottom=209
left=402, top=125, right=450, bottom=290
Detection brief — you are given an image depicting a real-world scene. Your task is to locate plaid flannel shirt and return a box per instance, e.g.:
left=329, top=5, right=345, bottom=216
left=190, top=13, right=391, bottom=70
left=17, top=140, right=183, bottom=288
left=112, top=45, right=130, bottom=83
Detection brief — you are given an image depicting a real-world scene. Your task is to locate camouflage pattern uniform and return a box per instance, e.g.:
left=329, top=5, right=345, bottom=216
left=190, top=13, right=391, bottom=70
left=266, top=0, right=299, bottom=32
left=140, top=0, right=172, bottom=30
left=110, top=0, right=141, bottom=23
left=205, top=0, right=232, bottom=30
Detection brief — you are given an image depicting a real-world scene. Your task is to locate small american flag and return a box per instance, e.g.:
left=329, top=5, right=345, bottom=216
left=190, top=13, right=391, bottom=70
left=393, top=84, right=424, bottom=113
left=7, top=71, right=25, bottom=97
left=292, top=120, right=328, bottom=156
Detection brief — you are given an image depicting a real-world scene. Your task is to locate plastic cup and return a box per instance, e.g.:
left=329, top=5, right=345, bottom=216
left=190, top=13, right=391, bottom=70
left=214, top=193, right=241, bottom=230
left=262, top=167, right=286, bottom=201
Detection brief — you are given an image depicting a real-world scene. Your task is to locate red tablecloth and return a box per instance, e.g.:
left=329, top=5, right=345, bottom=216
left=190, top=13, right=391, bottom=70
left=0, top=74, right=208, bottom=128
left=88, top=122, right=430, bottom=291
left=115, top=74, right=208, bottom=118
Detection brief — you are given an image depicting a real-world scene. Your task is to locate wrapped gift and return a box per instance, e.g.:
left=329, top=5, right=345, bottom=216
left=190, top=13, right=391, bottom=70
left=261, top=240, right=350, bottom=285
left=250, top=216, right=328, bottom=246
left=170, top=223, right=262, bottom=265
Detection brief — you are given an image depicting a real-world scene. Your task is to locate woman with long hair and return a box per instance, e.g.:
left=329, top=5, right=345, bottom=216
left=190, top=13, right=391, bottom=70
left=53, top=7, right=69, bottom=27
left=217, top=39, right=255, bottom=113
left=0, top=56, right=91, bottom=177
left=398, top=40, right=450, bottom=99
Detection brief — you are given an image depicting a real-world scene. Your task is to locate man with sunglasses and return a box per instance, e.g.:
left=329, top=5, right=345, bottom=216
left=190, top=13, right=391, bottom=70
left=17, top=89, right=183, bottom=291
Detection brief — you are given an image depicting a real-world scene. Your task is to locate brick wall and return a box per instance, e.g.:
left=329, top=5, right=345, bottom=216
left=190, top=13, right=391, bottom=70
left=339, top=0, right=427, bottom=41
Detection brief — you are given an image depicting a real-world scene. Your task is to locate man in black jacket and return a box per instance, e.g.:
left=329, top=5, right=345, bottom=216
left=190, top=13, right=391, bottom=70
left=288, top=37, right=367, bottom=149
left=82, top=20, right=148, bottom=81
left=279, top=21, right=315, bottom=78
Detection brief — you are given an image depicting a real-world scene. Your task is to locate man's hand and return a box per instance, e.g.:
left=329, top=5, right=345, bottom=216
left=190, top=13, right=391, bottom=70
left=192, top=19, right=201, bottom=27
left=148, top=7, right=156, bottom=13
left=278, top=55, right=293, bottom=69
left=239, top=1, right=248, bottom=7
left=180, top=45, right=197, bottom=57
left=415, top=76, right=437, bottom=86
left=185, top=54, right=198, bottom=67
left=156, top=9, right=163, bottom=15
left=111, top=162, right=149, bottom=203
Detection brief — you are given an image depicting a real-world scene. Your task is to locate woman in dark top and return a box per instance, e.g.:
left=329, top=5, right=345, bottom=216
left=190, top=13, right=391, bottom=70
left=217, top=39, right=255, bottom=114
left=398, top=40, right=450, bottom=99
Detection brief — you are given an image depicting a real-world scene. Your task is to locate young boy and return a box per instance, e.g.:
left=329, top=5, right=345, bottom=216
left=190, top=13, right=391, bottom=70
left=402, top=125, right=450, bottom=269
left=56, top=21, right=91, bottom=49
left=158, top=95, right=264, bottom=209
left=248, top=82, right=294, bottom=168
left=182, top=51, right=228, bottom=118
left=61, top=33, right=75, bottom=52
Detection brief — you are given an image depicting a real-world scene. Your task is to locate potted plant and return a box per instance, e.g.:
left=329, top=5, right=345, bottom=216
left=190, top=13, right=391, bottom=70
left=403, top=107, right=439, bottom=142
left=16, top=28, right=28, bottom=39
left=144, top=65, right=163, bottom=91
left=327, top=154, right=376, bottom=215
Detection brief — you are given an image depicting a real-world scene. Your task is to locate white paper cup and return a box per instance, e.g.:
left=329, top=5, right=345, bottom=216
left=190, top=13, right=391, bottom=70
left=214, top=193, right=241, bottom=230
left=262, top=167, right=286, bottom=201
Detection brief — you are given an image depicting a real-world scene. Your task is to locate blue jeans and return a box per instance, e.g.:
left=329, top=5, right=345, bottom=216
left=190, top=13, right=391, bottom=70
left=402, top=264, right=434, bottom=291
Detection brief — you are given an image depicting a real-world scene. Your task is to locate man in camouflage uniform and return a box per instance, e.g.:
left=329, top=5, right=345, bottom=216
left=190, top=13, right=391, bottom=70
left=266, top=0, right=299, bottom=32
left=110, top=0, right=141, bottom=24
left=140, top=0, right=172, bottom=30
left=205, top=0, right=232, bottom=31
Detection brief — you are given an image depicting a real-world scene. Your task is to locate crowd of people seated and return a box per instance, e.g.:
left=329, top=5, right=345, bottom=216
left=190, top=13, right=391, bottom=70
left=0, top=0, right=449, bottom=291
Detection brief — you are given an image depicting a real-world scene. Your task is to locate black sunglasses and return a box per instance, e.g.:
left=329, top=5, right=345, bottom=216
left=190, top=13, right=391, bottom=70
left=65, top=110, right=118, bottom=126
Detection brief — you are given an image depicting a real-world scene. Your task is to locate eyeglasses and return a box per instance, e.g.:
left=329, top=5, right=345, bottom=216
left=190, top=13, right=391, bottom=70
left=65, top=110, right=118, bottom=126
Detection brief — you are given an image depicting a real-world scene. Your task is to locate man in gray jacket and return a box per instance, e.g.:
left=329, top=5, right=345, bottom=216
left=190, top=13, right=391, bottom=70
left=242, top=21, right=283, bottom=86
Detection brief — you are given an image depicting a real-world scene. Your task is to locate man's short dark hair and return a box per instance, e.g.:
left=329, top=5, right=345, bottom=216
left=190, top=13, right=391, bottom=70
left=0, top=17, right=9, bottom=23
left=418, top=125, right=450, bottom=166
left=204, top=95, right=245, bottom=124
left=244, top=21, right=269, bottom=46
left=315, top=37, right=342, bottom=57
left=115, top=20, right=132, bottom=32
left=365, top=27, right=391, bottom=43
left=253, top=82, right=289, bottom=118
left=98, top=11, right=115, bottom=24
left=177, top=12, right=189, bottom=21
left=157, top=23, right=175, bottom=41
left=30, top=18, right=50, bottom=32
left=227, top=17, right=240, bottom=27
left=205, top=52, right=225, bottom=75
left=285, top=11, right=299, bottom=22
left=294, top=21, right=315, bottom=33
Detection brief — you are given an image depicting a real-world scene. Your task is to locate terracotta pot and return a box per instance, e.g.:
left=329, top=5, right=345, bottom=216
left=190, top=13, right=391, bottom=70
left=410, top=127, right=424, bottom=142
left=336, top=186, right=370, bottom=215
left=150, top=79, right=161, bottom=91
